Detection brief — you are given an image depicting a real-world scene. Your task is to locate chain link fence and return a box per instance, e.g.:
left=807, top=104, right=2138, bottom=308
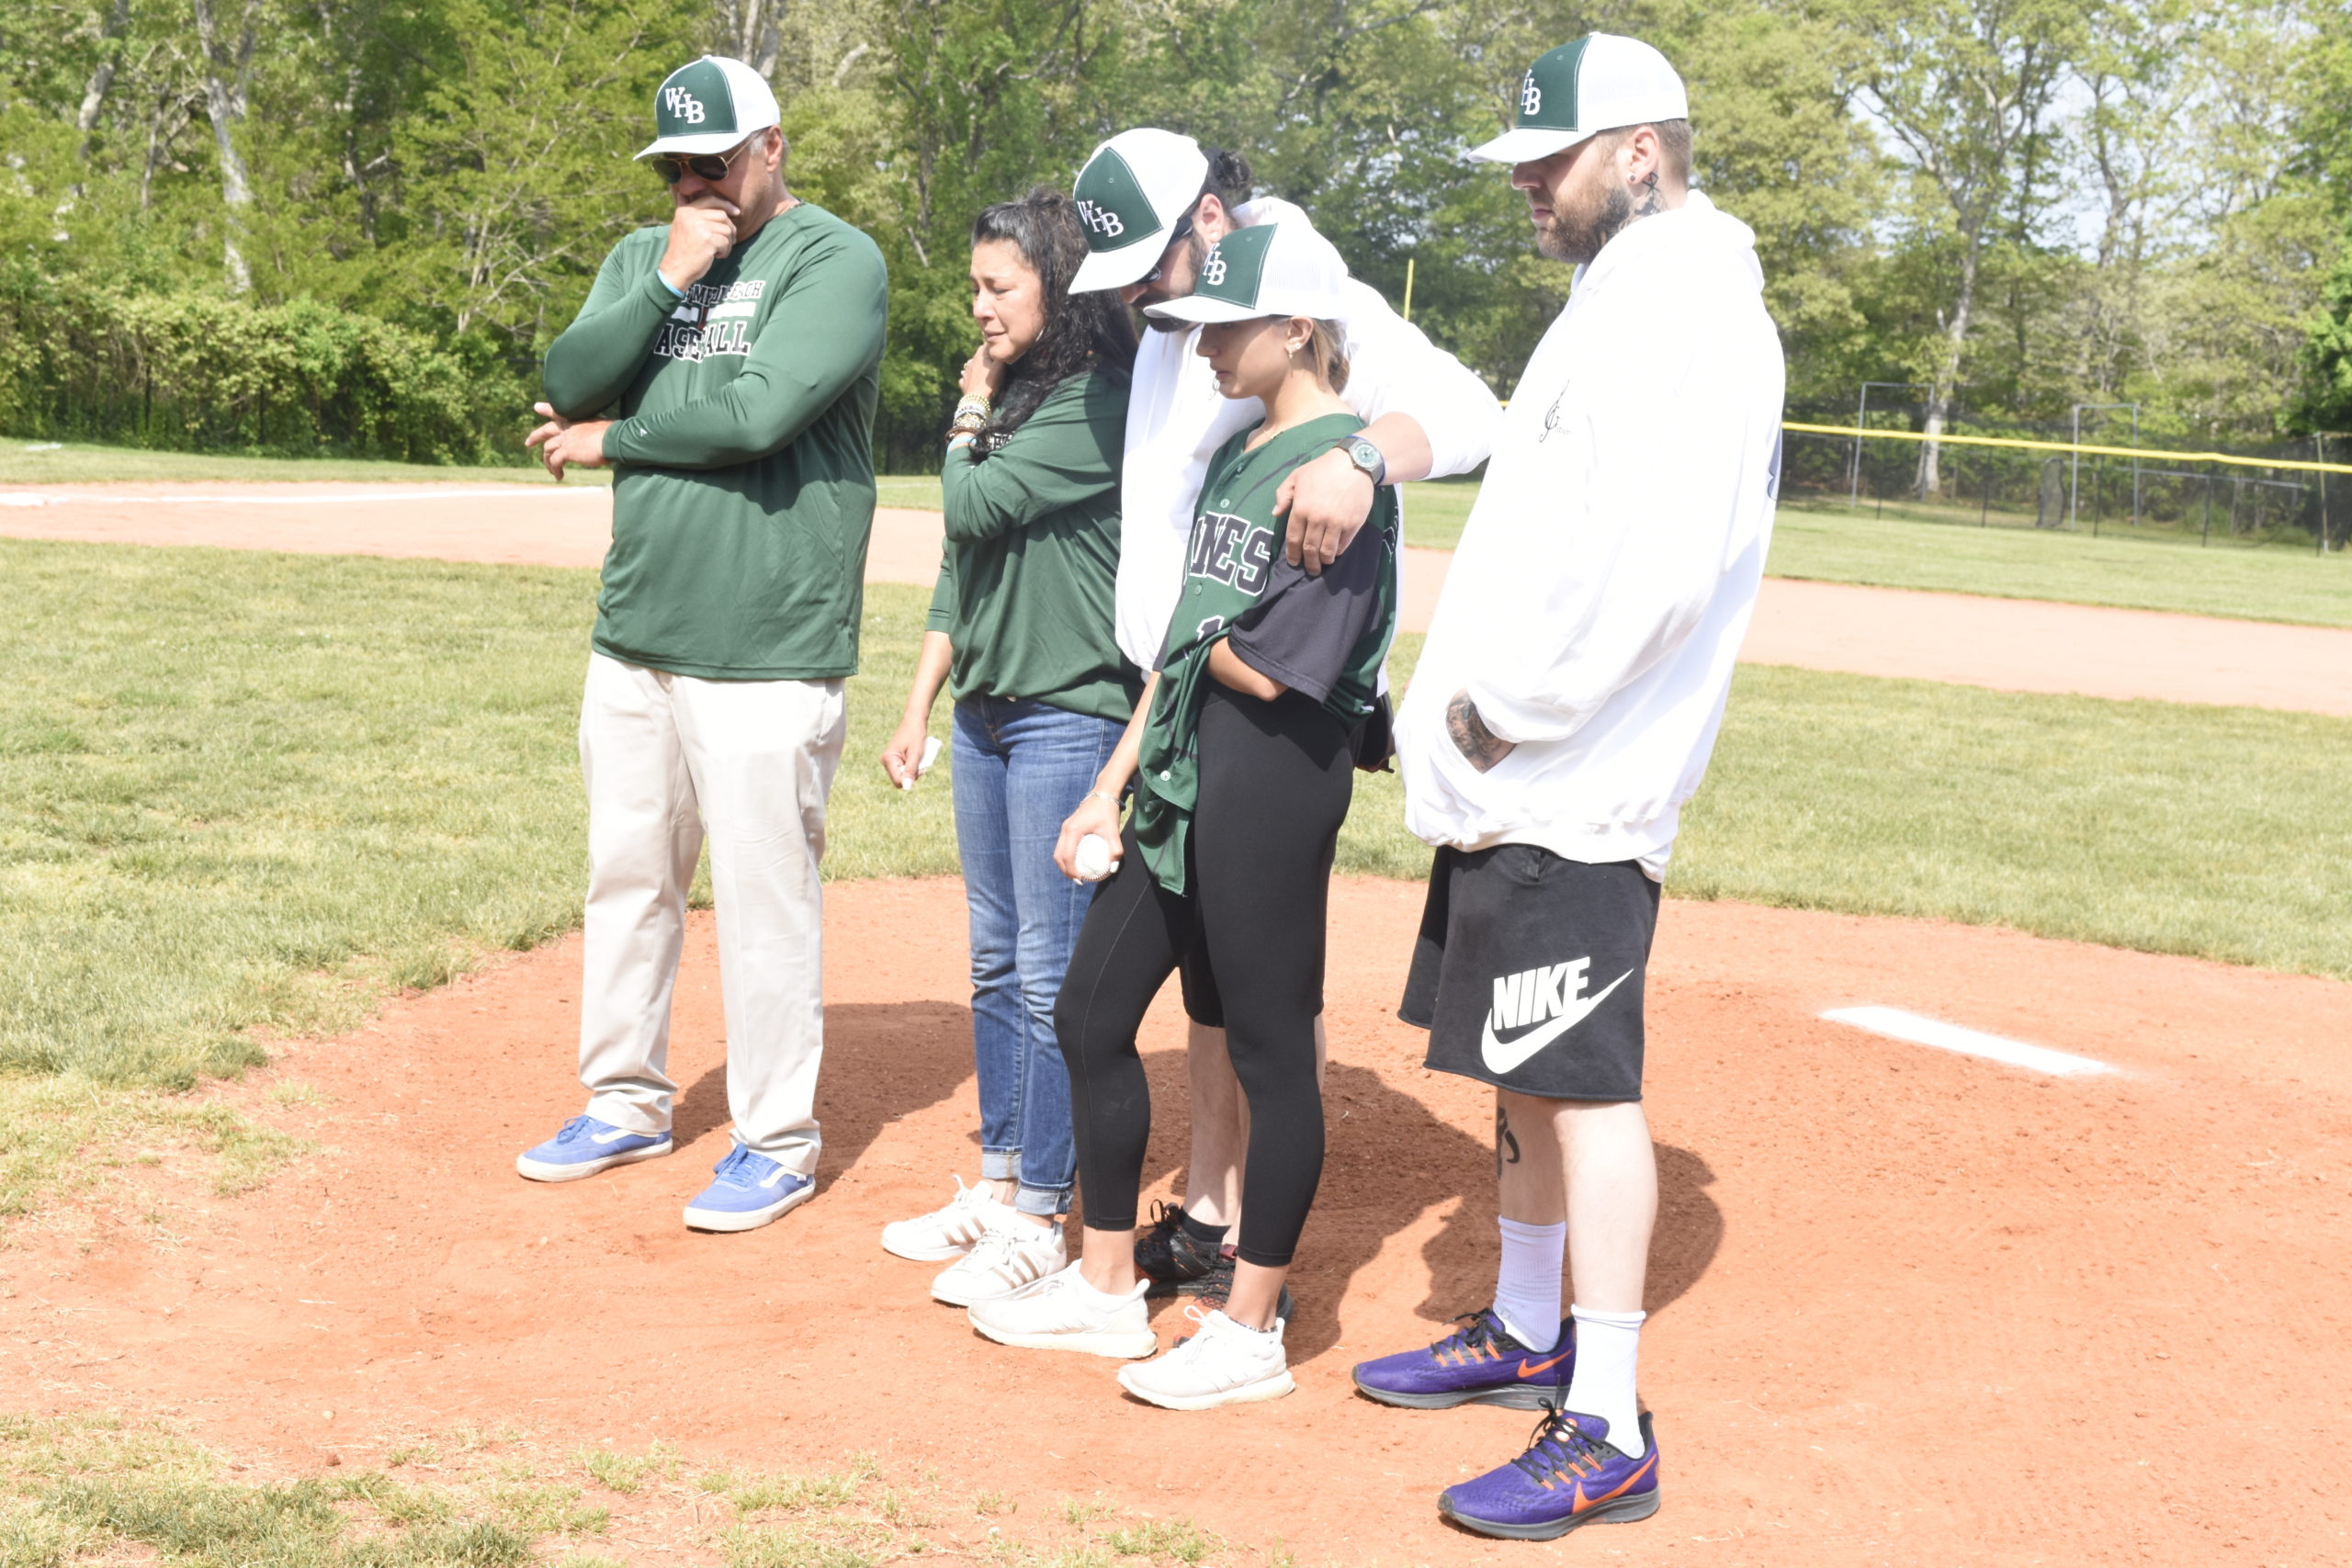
left=1779, top=403, right=2347, bottom=556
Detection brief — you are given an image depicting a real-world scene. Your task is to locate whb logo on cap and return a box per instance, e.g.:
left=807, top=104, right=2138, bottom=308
left=1192, top=224, right=1275, bottom=308
left=1517, top=36, right=1587, bottom=130
left=1072, top=147, right=1159, bottom=254
left=653, top=58, right=739, bottom=139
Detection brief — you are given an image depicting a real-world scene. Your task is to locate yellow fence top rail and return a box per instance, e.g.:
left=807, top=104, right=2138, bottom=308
left=1782, top=421, right=2352, bottom=478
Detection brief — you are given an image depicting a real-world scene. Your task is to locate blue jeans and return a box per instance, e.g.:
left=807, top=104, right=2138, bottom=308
left=952, top=696, right=1122, bottom=1217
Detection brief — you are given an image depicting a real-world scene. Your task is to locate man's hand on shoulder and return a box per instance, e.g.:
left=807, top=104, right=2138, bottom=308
left=525, top=402, right=612, bottom=480
left=659, top=195, right=740, bottom=291
left=1445, top=689, right=1515, bottom=773
left=1276, top=446, right=1374, bottom=576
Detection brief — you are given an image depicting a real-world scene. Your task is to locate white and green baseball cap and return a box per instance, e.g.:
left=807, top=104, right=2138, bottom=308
left=636, top=56, right=782, bottom=160
left=1143, top=221, right=1350, bottom=325
left=1466, top=34, right=1688, bottom=164
left=1069, top=129, right=1213, bottom=293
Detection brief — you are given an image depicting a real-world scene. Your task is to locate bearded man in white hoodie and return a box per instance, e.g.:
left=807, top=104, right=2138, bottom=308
left=1346, top=36, right=1784, bottom=1541
left=1057, top=129, right=1502, bottom=1307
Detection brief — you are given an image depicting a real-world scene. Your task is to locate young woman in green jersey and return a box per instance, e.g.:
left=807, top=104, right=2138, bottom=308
left=966, top=222, right=1398, bottom=1409
left=876, top=187, right=1139, bottom=1307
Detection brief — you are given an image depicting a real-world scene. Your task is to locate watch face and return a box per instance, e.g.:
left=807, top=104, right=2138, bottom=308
left=1349, top=438, right=1380, bottom=468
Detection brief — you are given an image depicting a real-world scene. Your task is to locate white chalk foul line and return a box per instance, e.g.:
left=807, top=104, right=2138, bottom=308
left=1821, top=1005, right=2117, bottom=1077
left=0, top=487, right=605, bottom=508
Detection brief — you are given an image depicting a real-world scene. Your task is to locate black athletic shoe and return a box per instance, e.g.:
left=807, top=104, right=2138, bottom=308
left=1188, top=1254, right=1295, bottom=1323
left=1135, top=1201, right=1225, bottom=1292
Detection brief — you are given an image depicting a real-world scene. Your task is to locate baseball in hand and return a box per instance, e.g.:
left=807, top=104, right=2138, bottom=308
left=899, top=735, right=943, bottom=792
left=1074, top=833, right=1114, bottom=882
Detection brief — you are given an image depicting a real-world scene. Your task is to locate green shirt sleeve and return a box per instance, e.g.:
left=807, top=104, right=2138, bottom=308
left=926, top=545, right=956, bottom=633
left=541, top=234, right=678, bottom=419
left=940, top=373, right=1125, bottom=544
left=602, top=229, right=888, bottom=470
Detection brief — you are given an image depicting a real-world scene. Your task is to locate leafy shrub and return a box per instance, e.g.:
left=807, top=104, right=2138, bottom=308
left=0, top=279, right=528, bottom=464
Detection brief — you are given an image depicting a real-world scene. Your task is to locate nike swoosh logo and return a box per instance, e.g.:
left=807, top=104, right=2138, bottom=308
left=1515, top=1352, right=1569, bottom=1380
left=1571, top=1450, right=1658, bottom=1514
left=1479, top=970, right=1634, bottom=1076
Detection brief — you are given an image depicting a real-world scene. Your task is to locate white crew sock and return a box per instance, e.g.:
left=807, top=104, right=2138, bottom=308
left=1493, top=1217, right=1566, bottom=1351
left=1564, top=1304, right=1646, bottom=1456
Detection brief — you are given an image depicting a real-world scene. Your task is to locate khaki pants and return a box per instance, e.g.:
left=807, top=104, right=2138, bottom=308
left=575, top=652, right=845, bottom=1176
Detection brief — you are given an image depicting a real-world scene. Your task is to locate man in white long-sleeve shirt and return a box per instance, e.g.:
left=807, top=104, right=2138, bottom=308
left=1063, top=129, right=1502, bottom=1303
left=1347, top=36, right=1783, bottom=1540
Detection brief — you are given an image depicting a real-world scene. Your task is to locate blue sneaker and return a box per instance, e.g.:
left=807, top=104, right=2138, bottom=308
left=1351, top=1307, right=1575, bottom=1410
left=1439, top=1409, right=1659, bottom=1540
left=514, top=1115, right=673, bottom=1183
left=683, top=1145, right=814, bottom=1233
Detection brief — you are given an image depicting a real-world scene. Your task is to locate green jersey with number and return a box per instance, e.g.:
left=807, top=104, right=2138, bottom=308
left=1131, top=412, right=1399, bottom=892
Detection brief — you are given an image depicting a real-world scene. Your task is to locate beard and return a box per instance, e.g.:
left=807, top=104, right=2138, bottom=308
left=1534, top=177, right=1633, bottom=266
left=1136, top=230, right=1213, bottom=332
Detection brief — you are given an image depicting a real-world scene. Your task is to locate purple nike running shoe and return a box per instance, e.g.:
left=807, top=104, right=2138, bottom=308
left=1440, top=1409, right=1659, bottom=1540
left=1351, top=1307, right=1574, bottom=1410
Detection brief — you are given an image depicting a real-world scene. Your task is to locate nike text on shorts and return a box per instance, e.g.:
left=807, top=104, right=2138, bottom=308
left=1402, top=844, right=1660, bottom=1100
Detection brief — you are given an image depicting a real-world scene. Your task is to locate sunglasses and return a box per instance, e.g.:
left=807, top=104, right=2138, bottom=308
left=1139, top=212, right=1197, bottom=287
left=650, top=138, right=756, bottom=186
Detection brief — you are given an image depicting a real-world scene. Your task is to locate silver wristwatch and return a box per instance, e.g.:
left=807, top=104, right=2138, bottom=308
left=1344, top=435, right=1387, bottom=487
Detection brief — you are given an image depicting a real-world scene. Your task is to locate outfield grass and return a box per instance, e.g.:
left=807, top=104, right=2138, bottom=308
left=0, top=540, right=952, bottom=1091
left=1769, top=498, right=2352, bottom=627
left=0, top=1416, right=1242, bottom=1568
left=0, top=440, right=595, bottom=487
left=1339, top=636, right=2352, bottom=978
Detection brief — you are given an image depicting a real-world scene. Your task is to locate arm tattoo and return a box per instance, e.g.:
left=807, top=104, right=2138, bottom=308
left=1496, top=1105, right=1521, bottom=1181
left=1446, top=691, right=1515, bottom=773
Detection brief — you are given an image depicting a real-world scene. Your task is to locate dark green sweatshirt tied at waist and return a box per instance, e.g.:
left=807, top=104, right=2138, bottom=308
left=542, top=202, right=889, bottom=681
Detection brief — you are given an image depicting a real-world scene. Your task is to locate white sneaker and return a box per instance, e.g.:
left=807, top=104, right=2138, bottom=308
left=967, top=1261, right=1158, bottom=1359
left=881, top=1177, right=1009, bottom=1261
left=931, top=1217, right=1068, bottom=1306
left=1117, top=1308, right=1295, bottom=1409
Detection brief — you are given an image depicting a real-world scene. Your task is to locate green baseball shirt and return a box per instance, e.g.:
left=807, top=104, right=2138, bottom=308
left=1131, top=411, right=1400, bottom=893
left=541, top=202, right=888, bottom=681
left=925, top=368, right=1142, bottom=723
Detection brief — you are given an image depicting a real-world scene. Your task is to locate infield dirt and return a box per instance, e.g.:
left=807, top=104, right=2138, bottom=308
left=6, top=877, right=2347, bottom=1565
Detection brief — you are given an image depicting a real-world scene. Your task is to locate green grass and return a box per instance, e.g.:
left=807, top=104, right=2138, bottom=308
left=1340, top=634, right=2351, bottom=979
left=0, top=539, right=951, bottom=1093
left=0, top=1416, right=1250, bottom=1568
left=1768, top=498, right=2352, bottom=627
left=0, top=440, right=596, bottom=487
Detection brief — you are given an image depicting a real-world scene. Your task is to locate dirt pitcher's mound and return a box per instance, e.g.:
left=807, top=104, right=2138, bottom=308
left=6, top=879, right=2350, bottom=1564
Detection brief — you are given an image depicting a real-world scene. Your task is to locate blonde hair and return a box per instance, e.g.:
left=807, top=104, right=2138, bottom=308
left=1299, top=318, right=1350, bottom=393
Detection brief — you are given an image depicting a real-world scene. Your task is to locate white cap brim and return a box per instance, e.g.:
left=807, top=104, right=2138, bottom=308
left=635, top=126, right=774, bottom=160
left=1071, top=239, right=1165, bottom=294
left=1464, top=125, right=1597, bottom=164
left=1145, top=288, right=1348, bottom=325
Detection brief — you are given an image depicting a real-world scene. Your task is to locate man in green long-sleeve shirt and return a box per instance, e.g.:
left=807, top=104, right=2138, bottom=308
left=517, top=55, right=888, bottom=1233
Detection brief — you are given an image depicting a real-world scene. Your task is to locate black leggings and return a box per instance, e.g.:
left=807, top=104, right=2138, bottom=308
left=1053, top=684, right=1353, bottom=1268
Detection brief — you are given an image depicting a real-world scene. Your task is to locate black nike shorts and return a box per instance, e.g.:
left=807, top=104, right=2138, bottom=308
left=1400, top=844, right=1661, bottom=1101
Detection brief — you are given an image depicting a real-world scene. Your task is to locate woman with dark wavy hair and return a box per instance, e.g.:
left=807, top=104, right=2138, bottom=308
left=876, top=186, right=1139, bottom=1305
